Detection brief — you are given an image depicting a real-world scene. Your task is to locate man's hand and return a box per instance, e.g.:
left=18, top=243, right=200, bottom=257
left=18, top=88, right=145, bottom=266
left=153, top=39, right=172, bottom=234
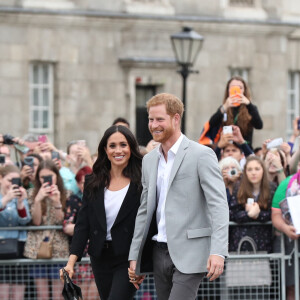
left=206, top=255, right=224, bottom=281
left=128, top=260, right=145, bottom=290
left=284, top=225, right=300, bottom=240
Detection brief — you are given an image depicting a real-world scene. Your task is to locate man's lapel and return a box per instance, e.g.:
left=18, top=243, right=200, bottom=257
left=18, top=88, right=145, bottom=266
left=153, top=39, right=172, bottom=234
left=148, top=151, right=160, bottom=207
left=167, top=136, right=189, bottom=193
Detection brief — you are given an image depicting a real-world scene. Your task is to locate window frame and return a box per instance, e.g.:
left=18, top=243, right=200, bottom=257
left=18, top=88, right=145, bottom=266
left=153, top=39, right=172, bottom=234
left=29, top=62, right=54, bottom=134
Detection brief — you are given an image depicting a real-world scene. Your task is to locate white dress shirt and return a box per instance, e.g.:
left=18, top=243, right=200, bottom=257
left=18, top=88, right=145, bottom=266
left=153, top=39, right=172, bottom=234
left=152, top=134, right=184, bottom=242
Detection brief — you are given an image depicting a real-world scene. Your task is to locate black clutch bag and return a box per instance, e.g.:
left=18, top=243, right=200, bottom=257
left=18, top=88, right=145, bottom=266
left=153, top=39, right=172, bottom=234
left=62, top=268, right=83, bottom=300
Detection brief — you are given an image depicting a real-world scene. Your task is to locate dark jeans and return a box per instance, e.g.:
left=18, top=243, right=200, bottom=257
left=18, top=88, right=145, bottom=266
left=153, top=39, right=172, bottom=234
left=90, top=245, right=136, bottom=300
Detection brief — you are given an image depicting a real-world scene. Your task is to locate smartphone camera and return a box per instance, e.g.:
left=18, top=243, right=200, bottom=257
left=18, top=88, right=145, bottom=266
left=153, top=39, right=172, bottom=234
left=42, top=175, right=52, bottom=186
left=0, top=154, right=5, bottom=164
left=24, top=156, right=34, bottom=170
left=11, top=177, right=21, bottom=189
left=228, top=168, right=237, bottom=177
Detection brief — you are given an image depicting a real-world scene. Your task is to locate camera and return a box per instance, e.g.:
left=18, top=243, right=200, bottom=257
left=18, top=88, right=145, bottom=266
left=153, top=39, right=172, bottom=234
left=3, top=134, right=14, bottom=145
left=0, top=154, right=5, bottom=164
left=228, top=168, right=238, bottom=177
left=42, top=175, right=52, bottom=186
left=51, top=151, right=60, bottom=160
left=11, top=177, right=21, bottom=188
left=24, top=156, right=34, bottom=170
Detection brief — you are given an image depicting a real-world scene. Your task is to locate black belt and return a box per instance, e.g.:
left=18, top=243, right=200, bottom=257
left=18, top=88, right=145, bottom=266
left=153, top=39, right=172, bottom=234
left=155, top=241, right=168, bottom=250
left=103, top=241, right=113, bottom=249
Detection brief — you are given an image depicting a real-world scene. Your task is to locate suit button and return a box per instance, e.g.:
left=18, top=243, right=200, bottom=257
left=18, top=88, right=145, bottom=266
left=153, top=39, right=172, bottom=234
left=94, top=230, right=98, bottom=235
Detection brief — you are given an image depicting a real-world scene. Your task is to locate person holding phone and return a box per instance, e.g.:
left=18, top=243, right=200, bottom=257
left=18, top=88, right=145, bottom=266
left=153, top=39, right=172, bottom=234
left=20, top=154, right=43, bottom=190
left=24, top=160, right=69, bottom=299
left=0, top=165, right=31, bottom=300
left=60, top=125, right=142, bottom=300
left=229, top=156, right=276, bottom=253
left=209, top=76, right=263, bottom=149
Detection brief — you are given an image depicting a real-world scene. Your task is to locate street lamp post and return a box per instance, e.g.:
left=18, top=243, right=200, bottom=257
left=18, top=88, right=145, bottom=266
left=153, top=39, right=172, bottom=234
left=170, top=27, right=204, bottom=134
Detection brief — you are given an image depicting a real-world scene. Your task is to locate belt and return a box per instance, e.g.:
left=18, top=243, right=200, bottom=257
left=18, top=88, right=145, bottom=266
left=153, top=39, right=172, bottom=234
left=155, top=241, right=168, bottom=250
left=103, top=241, right=113, bottom=249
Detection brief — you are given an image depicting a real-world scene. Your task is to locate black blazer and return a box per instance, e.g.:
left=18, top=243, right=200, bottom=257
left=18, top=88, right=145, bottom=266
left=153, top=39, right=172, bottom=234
left=70, top=179, right=141, bottom=261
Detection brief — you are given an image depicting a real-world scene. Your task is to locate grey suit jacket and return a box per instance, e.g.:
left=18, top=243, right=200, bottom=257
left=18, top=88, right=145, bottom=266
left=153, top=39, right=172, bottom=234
left=129, top=135, right=229, bottom=274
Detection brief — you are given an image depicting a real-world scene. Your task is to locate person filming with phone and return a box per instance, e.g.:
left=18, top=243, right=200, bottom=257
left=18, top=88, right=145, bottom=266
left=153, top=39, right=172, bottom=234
left=24, top=160, right=69, bottom=299
left=0, top=165, right=31, bottom=300
left=209, top=76, right=263, bottom=149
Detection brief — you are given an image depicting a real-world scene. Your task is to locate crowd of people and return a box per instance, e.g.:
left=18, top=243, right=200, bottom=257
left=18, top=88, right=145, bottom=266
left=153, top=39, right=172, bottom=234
left=0, top=76, right=299, bottom=300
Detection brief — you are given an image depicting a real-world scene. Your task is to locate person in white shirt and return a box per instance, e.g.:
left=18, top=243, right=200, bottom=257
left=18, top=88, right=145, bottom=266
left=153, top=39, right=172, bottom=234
left=128, top=93, right=229, bottom=300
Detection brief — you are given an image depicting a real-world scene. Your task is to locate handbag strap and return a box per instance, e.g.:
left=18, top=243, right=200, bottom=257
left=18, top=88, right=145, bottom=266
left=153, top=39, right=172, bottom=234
left=237, top=236, right=257, bottom=254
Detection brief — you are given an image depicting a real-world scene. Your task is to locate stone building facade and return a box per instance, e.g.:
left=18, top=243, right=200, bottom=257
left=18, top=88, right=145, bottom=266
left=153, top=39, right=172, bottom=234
left=1, top=0, right=300, bottom=151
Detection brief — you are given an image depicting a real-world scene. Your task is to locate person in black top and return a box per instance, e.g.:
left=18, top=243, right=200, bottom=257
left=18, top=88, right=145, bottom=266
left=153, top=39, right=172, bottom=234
left=209, top=76, right=263, bottom=149
left=60, top=125, right=143, bottom=300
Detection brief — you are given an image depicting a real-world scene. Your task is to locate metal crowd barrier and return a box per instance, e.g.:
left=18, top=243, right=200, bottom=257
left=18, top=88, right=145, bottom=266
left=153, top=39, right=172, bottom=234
left=0, top=223, right=298, bottom=300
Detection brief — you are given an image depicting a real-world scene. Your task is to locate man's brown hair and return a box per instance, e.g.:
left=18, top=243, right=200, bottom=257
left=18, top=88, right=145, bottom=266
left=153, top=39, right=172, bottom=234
left=147, top=93, right=184, bottom=118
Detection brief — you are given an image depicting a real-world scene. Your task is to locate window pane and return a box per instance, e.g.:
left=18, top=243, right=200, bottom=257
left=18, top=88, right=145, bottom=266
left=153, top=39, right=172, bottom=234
left=289, top=73, right=295, bottom=89
left=33, top=110, right=39, bottom=128
left=289, top=94, right=295, bottom=110
left=43, top=88, right=49, bottom=106
left=33, top=65, right=39, bottom=84
left=33, top=88, right=39, bottom=106
left=42, top=110, right=49, bottom=128
left=42, top=65, right=49, bottom=84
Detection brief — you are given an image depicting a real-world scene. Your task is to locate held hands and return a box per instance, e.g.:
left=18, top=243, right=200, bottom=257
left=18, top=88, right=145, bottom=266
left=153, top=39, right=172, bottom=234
left=246, top=202, right=260, bottom=219
left=128, top=261, right=145, bottom=290
left=206, top=255, right=224, bottom=281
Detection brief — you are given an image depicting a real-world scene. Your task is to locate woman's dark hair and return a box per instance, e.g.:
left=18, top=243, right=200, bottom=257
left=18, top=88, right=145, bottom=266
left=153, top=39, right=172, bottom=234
left=86, top=125, right=142, bottom=195
left=222, top=76, right=252, bottom=137
left=237, top=156, right=270, bottom=210
left=33, top=160, right=66, bottom=214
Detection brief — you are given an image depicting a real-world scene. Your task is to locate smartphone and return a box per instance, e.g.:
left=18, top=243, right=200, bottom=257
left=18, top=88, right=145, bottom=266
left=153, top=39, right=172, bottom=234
left=51, top=151, right=60, bottom=160
left=266, top=138, right=283, bottom=150
left=229, top=85, right=241, bottom=107
left=247, top=198, right=254, bottom=205
left=223, top=126, right=233, bottom=135
left=14, top=143, right=30, bottom=154
left=77, top=140, right=86, bottom=147
left=42, top=175, right=52, bottom=186
left=24, top=156, right=34, bottom=169
left=0, top=154, right=5, bottom=164
left=38, top=135, right=48, bottom=143
left=298, top=119, right=300, bottom=130
left=11, top=177, right=21, bottom=188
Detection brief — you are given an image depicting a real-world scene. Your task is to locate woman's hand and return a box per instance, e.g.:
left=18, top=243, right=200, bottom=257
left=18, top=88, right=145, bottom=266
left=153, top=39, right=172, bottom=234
left=49, top=184, right=60, bottom=203
left=35, top=182, right=51, bottom=202
left=60, top=255, right=78, bottom=282
left=17, top=187, right=27, bottom=209
left=247, top=203, right=260, bottom=219
left=240, top=94, right=250, bottom=105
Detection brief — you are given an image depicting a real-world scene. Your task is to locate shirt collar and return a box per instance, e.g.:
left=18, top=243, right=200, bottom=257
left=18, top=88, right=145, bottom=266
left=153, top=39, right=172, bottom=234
left=157, top=134, right=184, bottom=157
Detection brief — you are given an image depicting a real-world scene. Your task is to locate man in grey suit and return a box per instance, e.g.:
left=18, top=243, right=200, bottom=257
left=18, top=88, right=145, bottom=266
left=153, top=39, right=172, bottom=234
left=128, top=93, right=229, bottom=300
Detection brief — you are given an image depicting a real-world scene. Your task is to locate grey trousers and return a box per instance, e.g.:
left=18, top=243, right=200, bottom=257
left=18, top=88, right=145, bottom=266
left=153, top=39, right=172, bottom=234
left=153, top=243, right=206, bottom=300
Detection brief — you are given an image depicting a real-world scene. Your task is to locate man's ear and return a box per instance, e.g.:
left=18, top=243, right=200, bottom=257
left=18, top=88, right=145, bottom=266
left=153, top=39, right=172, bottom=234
left=173, top=113, right=181, bottom=125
